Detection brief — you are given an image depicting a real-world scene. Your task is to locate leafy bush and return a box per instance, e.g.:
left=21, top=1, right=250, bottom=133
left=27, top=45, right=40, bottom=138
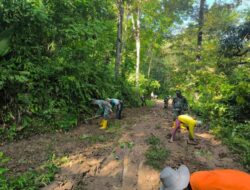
left=0, top=0, right=143, bottom=141
left=146, top=135, right=161, bottom=146
left=0, top=152, right=58, bottom=190
left=211, top=119, right=250, bottom=171
left=145, top=135, right=170, bottom=170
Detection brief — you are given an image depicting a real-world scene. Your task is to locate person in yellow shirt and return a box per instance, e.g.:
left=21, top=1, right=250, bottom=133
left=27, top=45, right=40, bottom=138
left=170, top=115, right=202, bottom=143
left=160, top=165, right=250, bottom=190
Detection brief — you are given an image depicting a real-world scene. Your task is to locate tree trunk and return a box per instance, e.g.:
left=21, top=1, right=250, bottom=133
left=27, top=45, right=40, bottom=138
left=135, top=7, right=140, bottom=89
left=115, top=0, right=124, bottom=80
left=196, top=0, right=205, bottom=61
left=147, top=50, right=153, bottom=78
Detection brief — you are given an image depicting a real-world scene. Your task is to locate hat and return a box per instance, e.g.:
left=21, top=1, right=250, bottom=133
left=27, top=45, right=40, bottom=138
left=160, top=165, right=190, bottom=190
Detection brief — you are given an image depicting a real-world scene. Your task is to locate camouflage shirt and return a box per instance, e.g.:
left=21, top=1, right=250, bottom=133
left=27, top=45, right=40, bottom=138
left=172, top=96, right=188, bottom=111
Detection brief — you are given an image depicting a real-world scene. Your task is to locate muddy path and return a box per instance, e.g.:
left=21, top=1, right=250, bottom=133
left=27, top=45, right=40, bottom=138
left=0, top=100, right=244, bottom=190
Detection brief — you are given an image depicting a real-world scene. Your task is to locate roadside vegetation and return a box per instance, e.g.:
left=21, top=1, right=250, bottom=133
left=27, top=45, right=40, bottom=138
left=0, top=152, right=67, bottom=190
left=0, top=0, right=249, bottom=187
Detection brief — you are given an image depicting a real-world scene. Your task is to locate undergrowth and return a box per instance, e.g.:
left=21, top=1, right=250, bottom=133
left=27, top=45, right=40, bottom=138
left=211, top=119, right=250, bottom=171
left=79, top=121, right=123, bottom=144
left=0, top=152, right=60, bottom=190
left=145, top=135, right=170, bottom=170
left=145, top=100, right=155, bottom=107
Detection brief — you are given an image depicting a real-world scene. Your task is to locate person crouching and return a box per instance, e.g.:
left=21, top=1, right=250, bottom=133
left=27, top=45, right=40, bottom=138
left=170, top=115, right=202, bottom=144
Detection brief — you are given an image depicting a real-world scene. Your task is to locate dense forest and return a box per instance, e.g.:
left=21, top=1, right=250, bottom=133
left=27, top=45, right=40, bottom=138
left=0, top=0, right=249, bottom=189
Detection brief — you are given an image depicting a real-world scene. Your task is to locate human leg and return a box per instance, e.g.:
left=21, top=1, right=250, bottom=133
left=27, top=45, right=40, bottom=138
left=100, top=108, right=109, bottom=129
left=170, top=119, right=181, bottom=142
left=117, top=102, right=123, bottom=119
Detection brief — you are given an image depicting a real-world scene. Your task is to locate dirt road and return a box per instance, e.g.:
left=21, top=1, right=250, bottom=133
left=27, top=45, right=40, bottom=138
left=0, top=100, right=243, bottom=190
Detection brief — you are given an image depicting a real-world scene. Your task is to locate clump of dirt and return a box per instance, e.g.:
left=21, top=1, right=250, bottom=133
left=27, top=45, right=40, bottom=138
left=0, top=100, right=244, bottom=190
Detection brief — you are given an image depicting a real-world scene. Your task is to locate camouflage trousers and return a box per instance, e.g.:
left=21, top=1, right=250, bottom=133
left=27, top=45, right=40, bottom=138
left=115, top=102, right=123, bottom=119
left=97, top=107, right=110, bottom=119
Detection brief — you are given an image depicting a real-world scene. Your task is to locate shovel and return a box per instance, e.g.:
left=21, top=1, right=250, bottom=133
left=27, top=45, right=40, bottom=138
left=84, top=115, right=101, bottom=124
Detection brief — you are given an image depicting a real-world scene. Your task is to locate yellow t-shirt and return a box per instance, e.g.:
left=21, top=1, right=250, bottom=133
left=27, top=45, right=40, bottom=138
left=177, top=115, right=197, bottom=139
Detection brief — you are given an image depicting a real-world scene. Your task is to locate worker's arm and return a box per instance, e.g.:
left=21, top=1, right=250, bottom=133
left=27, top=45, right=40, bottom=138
left=107, top=102, right=113, bottom=113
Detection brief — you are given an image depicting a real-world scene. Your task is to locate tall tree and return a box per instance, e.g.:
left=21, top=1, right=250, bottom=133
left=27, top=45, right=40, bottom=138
left=196, top=0, right=205, bottom=61
left=131, top=1, right=141, bottom=90
left=135, top=6, right=141, bottom=90
left=115, top=0, right=124, bottom=80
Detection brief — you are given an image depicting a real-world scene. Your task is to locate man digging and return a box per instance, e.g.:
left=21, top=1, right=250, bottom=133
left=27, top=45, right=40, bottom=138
left=92, top=99, right=112, bottom=129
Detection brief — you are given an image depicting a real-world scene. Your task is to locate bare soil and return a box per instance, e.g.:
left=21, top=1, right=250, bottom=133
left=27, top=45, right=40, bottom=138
left=0, top=100, right=244, bottom=190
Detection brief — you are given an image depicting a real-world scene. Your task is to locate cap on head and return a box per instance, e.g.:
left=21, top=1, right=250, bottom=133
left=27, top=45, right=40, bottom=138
left=176, top=90, right=181, bottom=96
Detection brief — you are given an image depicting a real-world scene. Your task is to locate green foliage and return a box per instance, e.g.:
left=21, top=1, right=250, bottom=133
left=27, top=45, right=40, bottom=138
left=211, top=120, right=250, bottom=171
left=79, top=134, right=109, bottom=143
left=151, top=1, right=249, bottom=170
left=119, top=141, right=135, bottom=150
left=0, top=0, right=142, bottom=140
left=0, top=0, right=248, bottom=172
left=145, top=146, right=170, bottom=170
left=106, top=121, right=124, bottom=135
left=145, top=100, right=155, bottom=107
left=146, top=135, right=161, bottom=146
left=0, top=152, right=58, bottom=190
left=194, top=149, right=212, bottom=158
left=219, top=21, right=250, bottom=58
left=145, top=135, right=170, bottom=170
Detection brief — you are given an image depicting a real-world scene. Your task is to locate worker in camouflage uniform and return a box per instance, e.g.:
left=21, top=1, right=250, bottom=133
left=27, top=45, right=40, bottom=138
left=107, top=98, right=123, bottom=119
left=92, top=99, right=112, bottom=129
left=172, top=90, right=188, bottom=120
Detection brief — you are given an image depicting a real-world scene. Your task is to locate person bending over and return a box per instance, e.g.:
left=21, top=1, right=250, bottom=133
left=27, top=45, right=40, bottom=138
left=170, top=115, right=201, bottom=143
left=107, top=98, right=123, bottom=119
left=92, top=99, right=112, bottom=129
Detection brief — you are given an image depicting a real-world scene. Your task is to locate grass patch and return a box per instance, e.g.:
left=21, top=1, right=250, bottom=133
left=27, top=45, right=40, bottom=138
left=119, top=141, right=135, bottom=150
left=79, top=128, right=121, bottom=144
left=0, top=152, right=59, bottom=190
left=146, top=135, right=161, bottom=146
left=106, top=121, right=123, bottom=134
left=79, top=134, right=109, bottom=143
left=145, top=100, right=155, bottom=107
left=145, top=135, right=170, bottom=170
left=194, top=149, right=212, bottom=158
left=145, top=146, right=170, bottom=170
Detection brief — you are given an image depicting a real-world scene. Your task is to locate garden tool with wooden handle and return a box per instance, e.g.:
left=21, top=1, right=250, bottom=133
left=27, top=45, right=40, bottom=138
left=84, top=115, right=101, bottom=124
